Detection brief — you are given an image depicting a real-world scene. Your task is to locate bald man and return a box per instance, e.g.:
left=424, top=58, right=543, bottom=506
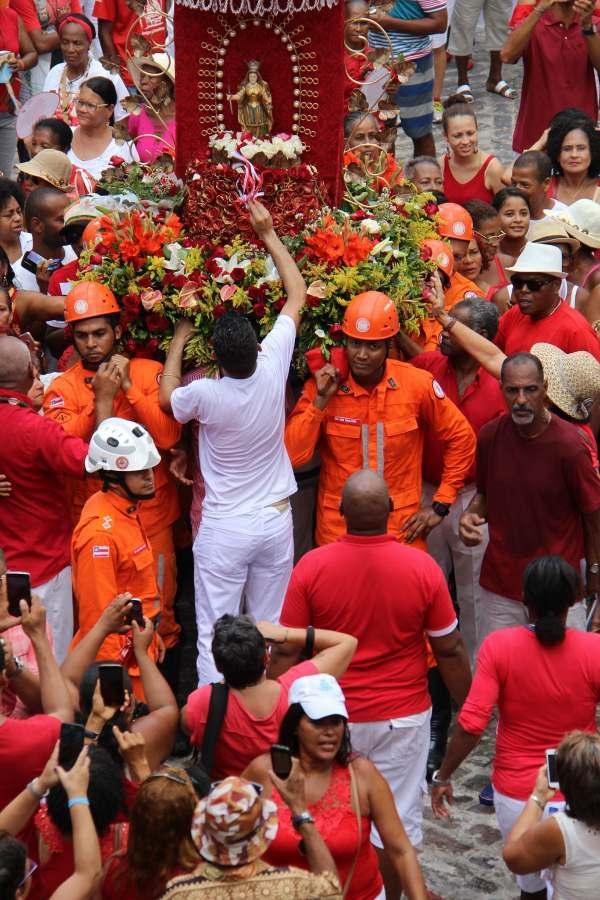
left=280, top=469, right=471, bottom=895
left=0, top=336, right=88, bottom=661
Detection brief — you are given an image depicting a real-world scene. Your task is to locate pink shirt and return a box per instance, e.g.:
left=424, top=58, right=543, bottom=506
left=127, top=108, right=176, bottom=162
left=458, top=627, right=600, bottom=799
left=1, top=624, right=54, bottom=719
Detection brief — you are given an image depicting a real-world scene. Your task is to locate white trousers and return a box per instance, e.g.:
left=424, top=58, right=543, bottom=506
left=34, top=565, right=73, bottom=665
left=494, top=788, right=564, bottom=893
left=478, top=587, right=586, bottom=652
left=350, top=709, right=431, bottom=848
left=448, top=0, right=512, bottom=56
left=193, top=504, right=294, bottom=685
left=423, top=483, right=486, bottom=669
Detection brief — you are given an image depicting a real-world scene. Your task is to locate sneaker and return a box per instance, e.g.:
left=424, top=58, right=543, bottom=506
left=433, top=99, right=443, bottom=124
left=478, top=782, right=494, bottom=807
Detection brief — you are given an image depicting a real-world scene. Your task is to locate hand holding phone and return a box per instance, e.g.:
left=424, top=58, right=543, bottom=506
left=125, top=598, right=145, bottom=628
left=270, top=744, right=293, bottom=780
left=58, top=723, right=85, bottom=770
left=98, top=662, right=125, bottom=708
left=6, top=572, right=31, bottom=618
left=546, top=749, right=559, bottom=789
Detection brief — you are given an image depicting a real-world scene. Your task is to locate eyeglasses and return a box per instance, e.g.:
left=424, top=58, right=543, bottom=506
left=147, top=769, right=189, bottom=786
left=475, top=229, right=505, bottom=242
left=75, top=99, right=108, bottom=112
left=510, top=275, right=555, bottom=292
left=19, top=858, right=38, bottom=887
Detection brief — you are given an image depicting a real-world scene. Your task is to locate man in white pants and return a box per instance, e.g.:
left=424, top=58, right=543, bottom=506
left=448, top=0, right=515, bottom=101
left=280, top=470, right=471, bottom=898
left=160, top=200, right=306, bottom=685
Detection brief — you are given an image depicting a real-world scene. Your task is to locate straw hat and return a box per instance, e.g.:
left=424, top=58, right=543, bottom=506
left=192, top=777, right=278, bottom=867
left=545, top=199, right=600, bottom=250
left=64, top=197, right=106, bottom=226
left=17, top=149, right=72, bottom=192
left=128, top=53, right=174, bottom=92
left=506, top=242, right=567, bottom=279
left=531, top=342, right=600, bottom=420
left=528, top=218, right=579, bottom=254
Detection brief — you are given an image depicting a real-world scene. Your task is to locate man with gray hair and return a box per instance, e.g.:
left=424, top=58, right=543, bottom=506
left=0, top=335, right=88, bottom=661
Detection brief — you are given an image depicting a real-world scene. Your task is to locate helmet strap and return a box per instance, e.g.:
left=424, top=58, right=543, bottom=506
left=100, top=471, right=155, bottom=502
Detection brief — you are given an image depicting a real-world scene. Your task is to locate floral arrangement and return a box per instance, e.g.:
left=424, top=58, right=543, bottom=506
left=209, top=130, right=305, bottom=167
left=97, top=155, right=186, bottom=210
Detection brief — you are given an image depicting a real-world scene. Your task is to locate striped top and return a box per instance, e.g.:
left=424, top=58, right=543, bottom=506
left=369, top=0, right=446, bottom=60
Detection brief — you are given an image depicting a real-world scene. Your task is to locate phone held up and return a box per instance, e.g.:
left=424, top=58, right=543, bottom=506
left=270, top=744, right=293, bottom=780
left=546, top=748, right=559, bottom=790
left=6, top=571, right=32, bottom=618
left=58, top=723, right=85, bottom=770
left=125, top=598, right=145, bottom=629
left=98, top=662, right=125, bottom=708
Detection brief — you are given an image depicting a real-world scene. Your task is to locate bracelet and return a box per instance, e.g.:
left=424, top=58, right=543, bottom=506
left=68, top=796, right=90, bottom=809
left=161, top=373, right=181, bottom=381
left=530, top=793, right=546, bottom=811
left=27, top=779, right=47, bottom=801
left=443, top=317, right=457, bottom=333
left=431, top=769, right=451, bottom=786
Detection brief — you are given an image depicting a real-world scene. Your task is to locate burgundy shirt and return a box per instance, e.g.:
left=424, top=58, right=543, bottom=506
left=512, top=8, right=599, bottom=152
left=476, top=414, right=600, bottom=600
left=0, top=389, right=88, bottom=586
left=411, top=351, right=504, bottom=485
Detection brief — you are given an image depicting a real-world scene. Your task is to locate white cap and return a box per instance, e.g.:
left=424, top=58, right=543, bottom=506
left=85, top=417, right=161, bottom=474
left=289, top=674, right=348, bottom=720
left=505, top=242, right=567, bottom=279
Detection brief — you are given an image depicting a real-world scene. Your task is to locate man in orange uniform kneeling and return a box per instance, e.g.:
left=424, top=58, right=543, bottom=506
left=71, top=418, right=163, bottom=700
left=44, top=282, right=181, bottom=653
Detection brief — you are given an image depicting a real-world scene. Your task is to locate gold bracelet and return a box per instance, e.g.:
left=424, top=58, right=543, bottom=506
left=161, top=373, right=181, bottom=381
left=530, top=794, right=546, bottom=811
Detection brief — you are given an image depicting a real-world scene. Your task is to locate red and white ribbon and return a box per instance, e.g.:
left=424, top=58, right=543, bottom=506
left=231, top=151, right=264, bottom=204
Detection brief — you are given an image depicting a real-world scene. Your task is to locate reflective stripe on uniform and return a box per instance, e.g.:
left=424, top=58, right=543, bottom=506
left=362, top=424, right=369, bottom=468
left=376, top=421, right=384, bottom=476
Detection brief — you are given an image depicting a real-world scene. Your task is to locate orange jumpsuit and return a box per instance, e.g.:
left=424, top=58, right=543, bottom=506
left=285, top=359, right=476, bottom=547
left=43, top=359, right=181, bottom=647
left=71, top=490, right=161, bottom=699
left=417, top=273, right=485, bottom=351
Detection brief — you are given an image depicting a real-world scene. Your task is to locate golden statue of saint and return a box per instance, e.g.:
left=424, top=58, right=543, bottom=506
left=227, top=60, right=273, bottom=137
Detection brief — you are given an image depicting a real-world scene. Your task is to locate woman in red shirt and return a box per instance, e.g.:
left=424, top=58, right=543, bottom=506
left=431, top=555, right=600, bottom=897
left=441, top=99, right=504, bottom=204
left=0, top=6, right=37, bottom=178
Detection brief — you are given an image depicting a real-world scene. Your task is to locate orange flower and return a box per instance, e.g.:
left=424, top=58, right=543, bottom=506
left=342, top=232, right=375, bottom=266
left=304, top=228, right=345, bottom=263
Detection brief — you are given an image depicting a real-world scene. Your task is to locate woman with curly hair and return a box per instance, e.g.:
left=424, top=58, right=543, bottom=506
left=101, top=767, right=200, bottom=899
left=546, top=114, right=600, bottom=205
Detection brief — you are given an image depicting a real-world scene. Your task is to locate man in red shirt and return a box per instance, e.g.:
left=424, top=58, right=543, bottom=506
left=94, top=0, right=166, bottom=84
left=280, top=468, right=471, bottom=897
left=460, top=352, right=600, bottom=644
left=0, top=336, right=88, bottom=662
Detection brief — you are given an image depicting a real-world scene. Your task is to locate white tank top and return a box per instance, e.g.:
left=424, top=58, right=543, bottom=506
left=551, top=811, right=600, bottom=899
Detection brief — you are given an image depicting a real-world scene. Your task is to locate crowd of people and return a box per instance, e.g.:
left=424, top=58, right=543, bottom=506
left=1, top=0, right=600, bottom=897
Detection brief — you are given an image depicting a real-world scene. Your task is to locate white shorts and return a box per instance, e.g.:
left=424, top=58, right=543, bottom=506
left=494, top=788, right=564, bottom=893
left=350, top=708, right=431, bottom=847
left=34, top=565, right=73, bottom=665
left=431, top=0, right=455, bottom=49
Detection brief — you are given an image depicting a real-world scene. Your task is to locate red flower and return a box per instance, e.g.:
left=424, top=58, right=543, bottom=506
left=342, top=233, right=375, bottom=267
left=252, top=302, right=266, bottom=318
left=350, top=210, right=367, bottom=221
left=90, top=253, right=103, bottom=266
left=172, top=274, right=188, bottom=289
left=329, top=323, right=344, bottom=340
left=110, top=155, right=125, bottom=166
left=147, top=338, right=159, bottom=352
left=145, top=313, right=169, bottom=333
left=247, top=285, right=266, bottom=301
left=274, top=299, right=286, bottom=312
left=420, top=245, right=433, bottom=261
left=424, top=202, right=439, bottom=217
left=124, top=338, right=137, bottom=354
left=306, top=295, right=321, bottom=308
left=229, top=267, right=246, bottom=283
left=138, top=275, right=152, bottom=288
left=122, top=294, right=141, bottom=313
left=206, top=257, right=224, bottom=277
left=213, top=304, right=226, bottom=318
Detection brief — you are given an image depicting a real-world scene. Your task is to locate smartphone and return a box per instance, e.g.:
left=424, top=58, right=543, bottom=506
left=58, top=723, right=85, bottom=769
left=546, top=748, right=559, bottom=789
left=6, top=571, right=31, bottom=617
left=20, top=250, right=46, bottom=274
left=0, top=639, right=4, bottom=673
left=125, top=598, right=145, bottom=629
left=271, top=744, right=292, bottom=780
left=98, top=662, right=125, bottom=708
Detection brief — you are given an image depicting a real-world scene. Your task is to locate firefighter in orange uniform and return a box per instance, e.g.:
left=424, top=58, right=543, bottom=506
left=285, top=291, right=476, bottom=548
left=43, top=282, right=181, bottom=651
left=438, top=203, right=485, bottom=308
left=71, top=418, right=163, bottom=699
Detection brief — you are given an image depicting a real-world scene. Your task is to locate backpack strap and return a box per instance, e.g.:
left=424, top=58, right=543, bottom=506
left=200, top=682, right=230, bottom=774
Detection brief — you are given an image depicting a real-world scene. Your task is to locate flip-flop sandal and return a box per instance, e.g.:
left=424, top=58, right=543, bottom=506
left=486, top=80, right=517, bottom=99
left=455, top=84, right=474, bottom=103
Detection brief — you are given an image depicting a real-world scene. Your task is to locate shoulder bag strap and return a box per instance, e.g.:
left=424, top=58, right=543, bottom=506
left=342, top=762, right=362, bottom=899
left=200, top=682, right=230, bottom=773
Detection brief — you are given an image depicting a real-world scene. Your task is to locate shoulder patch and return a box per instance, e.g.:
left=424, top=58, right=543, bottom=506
left=340, top=384, right=351, bottom=394
left=432, top=379, right=446, bottom=399
left=387, top=377, right=398, bottom=389
left=49, top=396, right=64, bottom=408
left=92, top=545, right=110, bottom=558
left=101, top=515, right=113, bottom=530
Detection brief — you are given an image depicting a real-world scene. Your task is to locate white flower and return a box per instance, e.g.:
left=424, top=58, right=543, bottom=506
left=315, top=327, right=326, bottom=339
left=256, top=255, right=280, bottom=286
left=370, top=238, right=401, bottom=258
left=164, top=242, right=187, bottom=273
left=212, top=251, right=252, bottom=284
left=360, top=219, right=381, bottom=235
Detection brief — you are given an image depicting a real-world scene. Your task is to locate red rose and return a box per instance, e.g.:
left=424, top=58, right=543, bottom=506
left=350, top=210, right=366, bottom=221
left=421, top=287, right=435, bottom=302
left=329, top=323, right=344, bottom=340
left=146, top=313, right=169, bottom=333
left=420, top=245, right=433, bottom=261
left=252, top=302, right=266, bottom=318
left=228, top=267, right=245, bottom=283
left=274, top=299, right=285, bottom=312
left=90, top=253, right=103, bottom=266
left=172, top=274, right=188, bottom=289
left=110, top=155, right=125, bottom=167
left=213, top=304, right=226, bottom=318
left=125, top=338, right=137, bottom=354
left=206, top=257, right=224, bottom=277
left=138, top=275, right=152, bottom=288
left=424, top=202, right=439, bottom=217
left=147, top=337, right=159, bottom=352
left=306, top=295, right=321, bottom=308
left=247, top=285, right=266, bottom=301
left=122, top=294, right=141, bottom=313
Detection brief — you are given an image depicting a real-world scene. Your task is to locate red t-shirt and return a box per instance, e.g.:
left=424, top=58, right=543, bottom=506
left=0, top=715, right=61, bottom=810
left=411, top=351, right=505, bottom=484
left=185, top=660, right=318, bottom=780
left=92, top=0, right=166, bottom=82
left=495, top=301, right=600, bottom=361
left=281, top=534, right=457, bottom=722
left=459, top=627, right=600, bottom=799
left=9, top=0, right=40, bottom=31
left=476, top=414, right=600, bottom=600
left=0, top=390, right=88, bottom=586
left=0, top=8, right=20, bottom=115
left=47, top=258, right=79, bottom=297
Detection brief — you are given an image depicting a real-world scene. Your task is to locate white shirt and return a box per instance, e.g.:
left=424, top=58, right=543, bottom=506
left=551, top=811, right=600, bottom=899
left=171, top=314, right=298, bottom=518
left=43, top=58, right=130, bottom=122
left=68, top=134, right=139, bottom=181
left=530, top=198, right=569, bottom=227
left=12, top=245, right=77, bottom=293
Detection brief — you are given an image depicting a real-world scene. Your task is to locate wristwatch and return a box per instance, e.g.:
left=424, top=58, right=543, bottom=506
left=583, top=23, right=596, bottom=35
left=589, top=562, right=600, bottom=575
left=432, top=501, right=451, bottom=518
left=8, top=656, right=25, bottom=679
left=291, top=811, right=315, bottom=831
left=431, top=770, right=451, bottom=786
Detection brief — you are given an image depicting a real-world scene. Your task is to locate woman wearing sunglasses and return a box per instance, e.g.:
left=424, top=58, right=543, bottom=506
left=68, top=76, right=137, bottom=181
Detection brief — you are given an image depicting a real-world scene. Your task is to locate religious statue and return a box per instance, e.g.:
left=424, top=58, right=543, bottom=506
left=227, top=60, right=273, bottom=137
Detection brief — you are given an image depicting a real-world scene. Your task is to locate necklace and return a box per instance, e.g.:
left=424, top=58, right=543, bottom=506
left=58, top=59, right=90, bottom=120
left=558, top=175, right=595, bottom=204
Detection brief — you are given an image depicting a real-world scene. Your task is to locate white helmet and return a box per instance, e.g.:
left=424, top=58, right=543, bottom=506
left=85, top=418, right=161, bottom=474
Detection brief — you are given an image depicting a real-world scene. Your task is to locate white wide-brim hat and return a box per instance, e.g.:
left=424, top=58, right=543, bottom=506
left=545, top=199, right=600, bottom=250
left=505, top=241, right=567, bottom=279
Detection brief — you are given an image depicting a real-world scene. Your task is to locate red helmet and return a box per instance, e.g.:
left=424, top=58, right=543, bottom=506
left=438, top=203, right=474, bottom=242
left=422, top=239, right=454, bottom=277
left=65, top=282, right=120, bottom=323
left=342, top=291, right=399, bottom=340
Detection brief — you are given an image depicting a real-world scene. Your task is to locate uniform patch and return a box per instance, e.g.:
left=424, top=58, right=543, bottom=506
left=115, top=456, right=128, bottom=470
left=133, top=544, right=148, bottom=555
left=432, top=379, right=446, bottom=399
left=333, top=416, right=360, bottom=425
left=92, top=545, right=110, bottom=558
left=387, top=377, right=398, bottom=389
left=101, top=515, right=113, bottom=530
left=73, top=299, right=89, bottom=315
left=340, top=384, right=351, bottom=394
left=355, top=317, right=371, bottom=333
left=49, top=396, right=64, bottom=408
left=452, top=222, right=466, bottom=237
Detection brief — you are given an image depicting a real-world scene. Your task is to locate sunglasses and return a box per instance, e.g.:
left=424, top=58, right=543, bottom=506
left=510, top=275, right=555, bottom=292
